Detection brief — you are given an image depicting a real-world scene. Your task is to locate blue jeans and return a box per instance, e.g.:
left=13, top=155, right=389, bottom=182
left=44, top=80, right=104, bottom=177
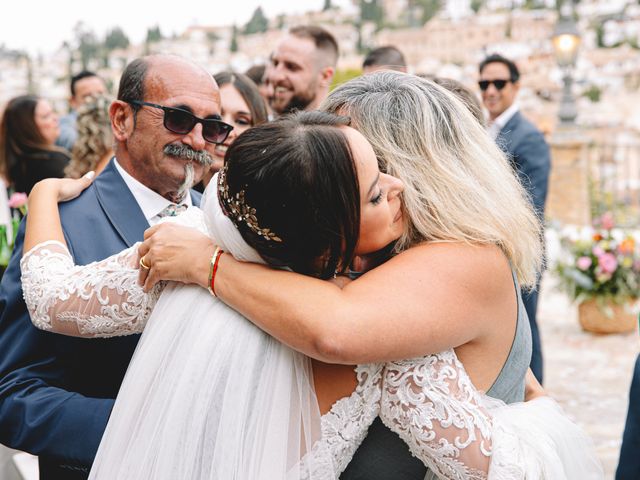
left=616, top=354, right=640, bottom=479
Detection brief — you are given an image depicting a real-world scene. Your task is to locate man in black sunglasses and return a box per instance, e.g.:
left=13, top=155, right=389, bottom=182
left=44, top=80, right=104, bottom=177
left=0, top=54, right=222, bottom=480
left=478, top=53, right=551, bottom=386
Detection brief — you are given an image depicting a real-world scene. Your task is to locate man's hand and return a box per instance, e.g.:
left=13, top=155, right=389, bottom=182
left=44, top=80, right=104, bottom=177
left=137, top=223, right=216, bottom=292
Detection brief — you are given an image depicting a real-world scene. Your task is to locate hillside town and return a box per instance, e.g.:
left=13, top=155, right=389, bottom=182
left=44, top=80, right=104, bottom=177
left=1, top=0, right=640, bottom=136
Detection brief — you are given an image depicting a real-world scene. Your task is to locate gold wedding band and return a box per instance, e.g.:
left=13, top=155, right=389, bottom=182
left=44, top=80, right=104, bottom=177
left=139, top=256, right=150, bottom=270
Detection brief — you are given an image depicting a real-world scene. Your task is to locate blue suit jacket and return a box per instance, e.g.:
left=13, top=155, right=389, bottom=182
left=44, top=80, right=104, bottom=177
left=0, top=160, right=201, bottom=477
left=497, top=111, right=551, bottom=220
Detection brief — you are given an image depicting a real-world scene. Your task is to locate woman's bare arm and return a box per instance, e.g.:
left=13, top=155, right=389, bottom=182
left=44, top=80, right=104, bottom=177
left=139, top=224, right=513, bottom=365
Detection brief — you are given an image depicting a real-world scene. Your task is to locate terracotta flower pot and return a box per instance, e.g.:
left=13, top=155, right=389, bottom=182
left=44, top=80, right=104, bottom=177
left=578, top=299, right=638, bottom=334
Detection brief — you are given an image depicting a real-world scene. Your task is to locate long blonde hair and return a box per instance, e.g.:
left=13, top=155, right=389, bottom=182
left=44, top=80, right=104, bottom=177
left=321, top=72, right=542, bottom=286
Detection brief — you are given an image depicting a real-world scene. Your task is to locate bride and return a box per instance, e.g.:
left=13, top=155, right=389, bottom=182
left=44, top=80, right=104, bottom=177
left=23, top=112, right=602, bottom=479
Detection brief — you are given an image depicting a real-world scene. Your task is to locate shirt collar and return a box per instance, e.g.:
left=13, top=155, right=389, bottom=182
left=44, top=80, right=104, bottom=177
left=114, top=159, right=192, bottom=222
left=487, top=103, right=519, bottom=139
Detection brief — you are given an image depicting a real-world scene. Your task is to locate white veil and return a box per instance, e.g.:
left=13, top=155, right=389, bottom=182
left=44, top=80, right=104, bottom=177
left=89, top=175, right=333, bottom=479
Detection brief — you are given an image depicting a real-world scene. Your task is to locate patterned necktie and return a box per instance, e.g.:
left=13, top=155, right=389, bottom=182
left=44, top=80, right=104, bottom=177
left=157, top=203, right=188, bottom=218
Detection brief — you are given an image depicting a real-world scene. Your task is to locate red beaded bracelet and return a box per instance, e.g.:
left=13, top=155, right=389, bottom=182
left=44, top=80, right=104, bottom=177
left=208, top=247, right=224, bottom=297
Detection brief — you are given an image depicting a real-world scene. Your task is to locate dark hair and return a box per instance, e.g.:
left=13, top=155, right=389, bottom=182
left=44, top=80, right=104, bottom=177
left=70, top=70, right=101, bottom=97
left=223, top=111, right=359, bottom=279
left=0, top=95, right=57, bottom=187
left=431, top=77, right=485, bottom=126
left=214, top=71, right=268, bottom=127
left=117, top=58, right=149, bottom=106
left=478, top=54, right=520, bottom=82
left=289, top=25, right=339, bottom=66
left=244, top=64, right=266, bottom=86
left=363, top=46, right=407, bottom=70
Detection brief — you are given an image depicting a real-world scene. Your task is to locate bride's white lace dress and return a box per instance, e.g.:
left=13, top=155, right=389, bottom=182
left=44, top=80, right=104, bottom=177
left=21, top=185, right=603, bottom=479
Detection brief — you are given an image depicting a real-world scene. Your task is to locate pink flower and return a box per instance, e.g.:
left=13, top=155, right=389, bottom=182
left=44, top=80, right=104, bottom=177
left=599, top=212, right=615, bottom=230
left=598, top=252, right=618, bottom=274
left=8, top=192, right=27, bottom=209
left=576, top=256, right=592, bottom=270
left=592, top=246, right=605, bottom=257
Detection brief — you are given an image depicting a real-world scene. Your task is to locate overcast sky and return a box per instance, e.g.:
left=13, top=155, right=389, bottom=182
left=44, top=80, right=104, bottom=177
left=3, top=0, right=353, bottom=55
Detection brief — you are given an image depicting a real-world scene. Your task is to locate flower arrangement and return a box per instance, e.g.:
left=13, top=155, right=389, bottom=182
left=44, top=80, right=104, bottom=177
left=555, top=212, right=640, bottom=306
left=8, top=192, right=28, bottom=216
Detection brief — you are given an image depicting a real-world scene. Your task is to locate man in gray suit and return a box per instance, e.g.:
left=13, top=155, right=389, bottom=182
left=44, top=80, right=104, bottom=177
left=479, top=53, right=551, bottom=383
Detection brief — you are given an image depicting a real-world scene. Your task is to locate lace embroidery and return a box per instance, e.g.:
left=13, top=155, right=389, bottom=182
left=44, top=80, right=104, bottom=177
left=21, top=240, right=162, bottom=338
left=380, top=349, right=493, bottom=479
left=298, top=363, right=383, bottom=478
left=20, top=208, right=209, bottom=339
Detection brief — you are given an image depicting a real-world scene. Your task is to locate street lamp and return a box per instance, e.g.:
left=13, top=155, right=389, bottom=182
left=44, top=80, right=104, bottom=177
left=551, top=1, right=581, bottom=126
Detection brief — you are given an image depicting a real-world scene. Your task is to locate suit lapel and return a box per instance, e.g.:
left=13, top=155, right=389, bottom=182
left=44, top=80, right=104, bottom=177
left=94, top=159, right=149, bottom=247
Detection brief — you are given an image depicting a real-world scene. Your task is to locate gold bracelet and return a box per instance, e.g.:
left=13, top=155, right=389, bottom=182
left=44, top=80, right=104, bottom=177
left=208, top=246, right=222, bottom=296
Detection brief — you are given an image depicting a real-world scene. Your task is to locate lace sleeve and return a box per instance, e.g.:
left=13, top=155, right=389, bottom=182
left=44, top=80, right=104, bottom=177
left=21, top=240, right=164, bottom=338
left=379, top=349, right=494, bottom=480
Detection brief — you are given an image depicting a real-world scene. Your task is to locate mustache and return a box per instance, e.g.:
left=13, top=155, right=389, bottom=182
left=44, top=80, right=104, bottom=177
left=163, top=143, right=213, bottom=166
left=176, top=162, right=196, bottom=202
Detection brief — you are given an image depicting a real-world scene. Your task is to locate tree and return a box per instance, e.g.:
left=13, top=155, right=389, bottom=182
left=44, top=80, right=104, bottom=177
left=73, top=22, right=100, bottom=70
left=104, top=27, right=130, bottom=51
left=230, top=25, right=239, bottom=53
left=244, top=7, right=269, bottom=34
left=206, top=31, right=219, bottom=56
left=470, top=0, right=483, bottom=13
left=417, top=0, right=442, bottom=23
left=146, top=25, right=163, bottom=44
left=359, top=0, right=384, bottom=29
left=323, top=0, right=333, bottom=11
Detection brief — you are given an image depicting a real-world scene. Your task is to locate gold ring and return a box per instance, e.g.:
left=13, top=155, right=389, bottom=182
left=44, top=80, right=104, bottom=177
left=139, top=256, right=150, bottom=270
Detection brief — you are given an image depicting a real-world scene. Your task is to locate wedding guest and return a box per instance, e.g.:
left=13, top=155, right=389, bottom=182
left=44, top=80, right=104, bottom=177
left=56, top=71, right=107, bottom=151
left=0, top=95, right=70, bottom=194
left=362, top=45, right=407, bottom=74
left=65, top=94, right=113, bottom=178
left=0, top=54, right=227, bottom=479
left=196, top=71, right=268, bottom=190
left=264, top=25, right=338, bottom=116
left=479, top=53, right=551, bottom=383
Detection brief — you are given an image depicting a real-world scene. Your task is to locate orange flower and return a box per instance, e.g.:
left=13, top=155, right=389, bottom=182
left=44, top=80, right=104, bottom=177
left=593, top=233, right=603, bottom=241
left=619, top=238, right=635, bottom=255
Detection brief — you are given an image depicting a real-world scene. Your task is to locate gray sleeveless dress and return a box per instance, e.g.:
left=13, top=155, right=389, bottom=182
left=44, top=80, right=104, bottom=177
left=341, top=268, right=533, bottom=480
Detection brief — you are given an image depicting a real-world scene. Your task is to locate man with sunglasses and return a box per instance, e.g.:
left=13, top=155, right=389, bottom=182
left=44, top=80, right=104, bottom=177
left=0, top=54, right=228, bottom=479
left=479, top=53, right=551, bottom=385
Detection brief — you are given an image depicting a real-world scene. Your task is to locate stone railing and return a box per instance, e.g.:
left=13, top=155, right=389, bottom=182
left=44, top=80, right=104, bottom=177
left=546, top=130, right=640, bottom=226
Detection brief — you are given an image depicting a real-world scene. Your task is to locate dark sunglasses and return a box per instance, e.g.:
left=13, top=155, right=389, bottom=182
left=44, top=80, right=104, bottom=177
left=127, top=100, right=233, bottom=144
left=478, top=79, right=511, bottom=91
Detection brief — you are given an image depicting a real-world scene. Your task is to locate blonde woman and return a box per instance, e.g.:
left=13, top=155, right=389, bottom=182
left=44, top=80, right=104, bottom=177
left=65, top=94, right=113, bottom=178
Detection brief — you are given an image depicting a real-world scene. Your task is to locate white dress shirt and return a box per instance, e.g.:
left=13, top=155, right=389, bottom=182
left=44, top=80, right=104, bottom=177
left=114, top=159, right=192, bottom=226
left=487, top=103, right=519, bottom=140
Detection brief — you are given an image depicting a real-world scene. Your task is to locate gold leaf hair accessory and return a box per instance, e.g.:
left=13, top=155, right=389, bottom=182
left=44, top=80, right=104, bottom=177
left=217, top=165, right=283, bottom=242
